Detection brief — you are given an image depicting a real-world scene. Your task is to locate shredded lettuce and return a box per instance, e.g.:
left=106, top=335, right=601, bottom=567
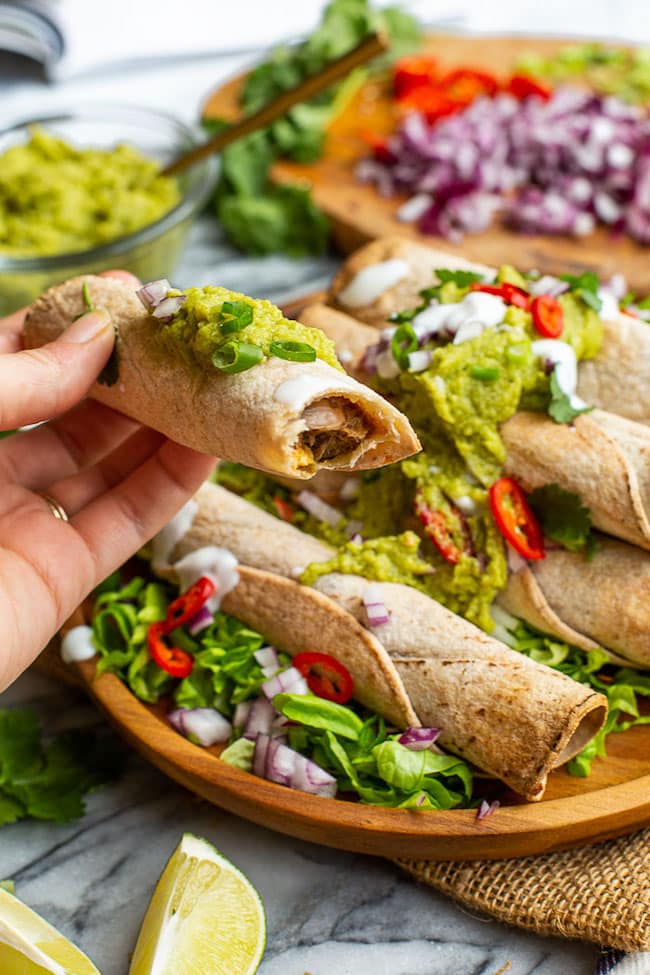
left=92, top=576, right=289, bottom=714
left=492, top=607, right=650, bottom=775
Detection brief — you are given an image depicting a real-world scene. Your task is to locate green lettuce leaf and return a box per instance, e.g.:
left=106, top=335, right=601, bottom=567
left=528, top=483, right=597, bottom=556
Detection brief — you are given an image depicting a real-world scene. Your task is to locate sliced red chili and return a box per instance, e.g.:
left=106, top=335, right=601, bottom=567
left=489, top=477, right=545, bottom=561
left=531, top=294, right=564, bottom=338
left=147, top=621, right=194, bottom=678
left=164, top=576, right=216, bottom=631
left=507, top=74, right=552, bottom=101
left=470, top=281, right=531, bottom=310
left=292, top=651, right=354, bottom=704
left=272, top=496, right=295, bottom=522
left=414, top=490, right=474, bottom=566
left=393, top=55, right=439, bottom=99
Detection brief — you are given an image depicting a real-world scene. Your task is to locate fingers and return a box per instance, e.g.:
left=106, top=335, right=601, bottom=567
left=72, top=441, right=217, bottom=583
left=0, top=400, right=138, bottom=490
left=0, top=309, right=115, bottom=431
left=0, top=307, right=27, bottom=354
left=48, top=426, right=165, bottom=516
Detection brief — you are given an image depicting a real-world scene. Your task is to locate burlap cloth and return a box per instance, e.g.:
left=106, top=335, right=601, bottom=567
left=36, top=645, right=649, bottom=952
left=397, top=827, right=650, bottom=951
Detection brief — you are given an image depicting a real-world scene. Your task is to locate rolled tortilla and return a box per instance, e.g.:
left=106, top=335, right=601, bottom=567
left=502, top=409, right=650, bottom=550
left=329, top=236, right=491, bottom=327
left=314, top=573, right=606, bottom=800
left=220, top=566, right=418, bottom=729
left=171, top=483, right=607, bottom=799
left=329, top=238, right=650, bottom=426
left=299, top=303, right=378, bottom=380
left=498, top=535, right=650, bottom=669
left=305, top=301, right=650, bottom=554
left=23, top=276, right=420, bottom=479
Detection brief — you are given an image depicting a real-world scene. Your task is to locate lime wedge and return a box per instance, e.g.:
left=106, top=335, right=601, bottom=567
left=0, top=887, right=100, bottom=975
left=129, top=834, right=266, bottom=975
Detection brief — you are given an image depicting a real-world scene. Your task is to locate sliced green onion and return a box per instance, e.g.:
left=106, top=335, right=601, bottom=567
left=218, top=300, right=254, bottom=334
left=469, top=364, right=500, bottom=381
left=212, top=340, right=264, bottom=374
left=391, top=323, right=418, bottom=370
left=269, top=340, right=317, bottom=362
left=505, top=343, right=530, bottom=364
left=82, top=281, right=94, bottom=313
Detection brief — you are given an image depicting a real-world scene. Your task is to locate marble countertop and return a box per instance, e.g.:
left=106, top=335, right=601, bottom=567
left=0, top=669, right=599, bottom=975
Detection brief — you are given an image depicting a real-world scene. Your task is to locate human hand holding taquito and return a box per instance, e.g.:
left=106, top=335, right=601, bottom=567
left=0, top=271, right=216, bottom=692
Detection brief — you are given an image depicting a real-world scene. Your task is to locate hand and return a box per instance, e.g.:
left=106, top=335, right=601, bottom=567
left=0, top=272, right=217, bottom=691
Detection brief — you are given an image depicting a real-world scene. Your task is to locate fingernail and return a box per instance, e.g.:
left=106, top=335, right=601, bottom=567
left=64, top=309, right=112, bottom=343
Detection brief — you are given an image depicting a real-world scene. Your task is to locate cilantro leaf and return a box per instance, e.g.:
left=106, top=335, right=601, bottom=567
left=433, top=269, right=485, bottom=288
left=560, top=271, right=603, bottom=312
left=217, top=185, right=329, bottom=257
left=0, top=709, right=121, bottom=828
left=528, top=483, right=597, bottom=556
left=548, top=371, right=592, bottom=423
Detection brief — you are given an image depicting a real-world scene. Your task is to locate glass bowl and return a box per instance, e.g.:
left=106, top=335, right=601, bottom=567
left=0, top=104, right=218, bottom=315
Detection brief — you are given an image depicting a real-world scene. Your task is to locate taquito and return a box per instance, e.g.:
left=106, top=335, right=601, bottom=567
left=328, top=237, right=650, bottom=425
left=23, top=276, right=419, bottom=479
left=169, top=482, right=607, bottom=800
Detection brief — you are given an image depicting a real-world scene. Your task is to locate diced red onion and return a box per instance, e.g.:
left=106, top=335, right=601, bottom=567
left=507, top=544, right=528, bottom=573
left=233, top=701, right=252, bottom=729
left=255, top=646, right=280, bottom=672
left=346, top=519, right=364, bottom=538
left=253, top=734, right=337, bottom=797
left=528, top=275, right=569, bottom=297
left=296, top=490, right=343, bottom=527
left=357, top=84, right=650, bottom=244
left=261, top=667, right=309, bottom=700
left=476, top=799, right=500, bottom=821
left=348, top=532, right=363, bottom=545
left=340, top=477, right=361, bottom=501
left=168, top=707, right=231, bottom=746
left=398, top=727, right=441, bottom=750
left=363, top=584, right=390, bottom=627
left=187, top=604, right=213, bottom=635
left=60, top=625, right=96, bottom=664
left=152, top=294, right=187, bottom=321
left=243, top=696, right=276, bottom=739
left=136, top=279, right=171, bottom=310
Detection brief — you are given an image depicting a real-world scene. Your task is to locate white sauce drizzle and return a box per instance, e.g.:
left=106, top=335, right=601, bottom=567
left=531, top=338, right=587, bottom=410
left=337, top=259, right=410, bottom=308
left=273, top=372, right=355, bottom=411
left=173, top=546, right=239, bottom=612
left=60, top=625, right=96, bottom=664
left=412, top=292, right=507, bottom=344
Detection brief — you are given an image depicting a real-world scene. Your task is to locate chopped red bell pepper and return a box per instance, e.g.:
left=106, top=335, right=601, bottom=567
left=507, top=74, right=552, bottom=101
left=164, top=576, right=216, bottom=631
left=393, top=55, right=439, bottom=99
left=414, top=490, right=474, bottom=566
left=272, top=496, right=295, bottom=522
left=441, top=67, right=500, bottom=102
left=469, top=281, right=531, bottom=310
left=531, top=294, right=564, bottom=338
left=489, top=477, right=545, bottom=561
left=397, top=87, right=463, bottom=124
left=147, top=621, right=194, bottom=678
left=292, top=651, right=354, bottom=704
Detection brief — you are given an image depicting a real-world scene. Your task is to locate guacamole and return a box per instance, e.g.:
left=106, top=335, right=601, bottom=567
left=161, top=286, right=341, bottom=372
left=0, top=127, right=180, bottom=258
left=217, top=267, right=607, bottom=633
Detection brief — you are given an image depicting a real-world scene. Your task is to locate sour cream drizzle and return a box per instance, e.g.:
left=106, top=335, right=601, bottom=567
left=337, top=259, right=410, bottom=308
left=273, top=372, right=355, bottom=410
left=531, top=338, right=588, bottom=410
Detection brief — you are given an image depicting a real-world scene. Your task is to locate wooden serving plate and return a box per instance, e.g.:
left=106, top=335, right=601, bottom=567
left=203, top=32, right=650, bottom=292
left=40, top=635, right=650, bottom=861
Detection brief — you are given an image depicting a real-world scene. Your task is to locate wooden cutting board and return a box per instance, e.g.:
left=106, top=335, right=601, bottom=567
left=203, top=32, right=650, bottom=292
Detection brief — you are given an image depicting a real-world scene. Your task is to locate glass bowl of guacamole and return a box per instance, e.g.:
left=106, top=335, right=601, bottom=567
left=0, top=105, right=218, bottom=314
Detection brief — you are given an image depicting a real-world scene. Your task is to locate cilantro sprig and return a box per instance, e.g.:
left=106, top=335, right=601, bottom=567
left=560, top=271, right=603, bottom=312
left=548, top=371, right=593, bottom=424
left=0, top=709, right=120, bottom=827
left=528, top=483, right=597, bottom=557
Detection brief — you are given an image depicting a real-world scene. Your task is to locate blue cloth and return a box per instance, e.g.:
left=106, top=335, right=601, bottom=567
left=597, top=952, right=650, bottom=973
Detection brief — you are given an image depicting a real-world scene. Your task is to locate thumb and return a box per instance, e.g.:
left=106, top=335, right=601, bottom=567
left=0, top=309, right=115, bottom=431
